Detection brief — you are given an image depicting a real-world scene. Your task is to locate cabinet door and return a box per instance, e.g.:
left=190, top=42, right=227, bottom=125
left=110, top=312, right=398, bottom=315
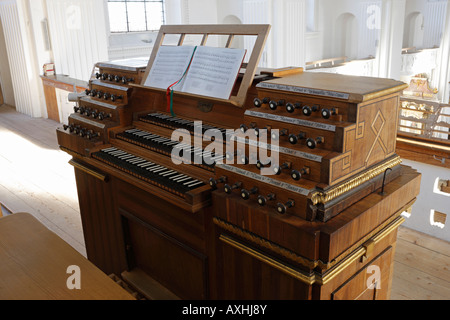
left=121, top=212, right=208, bottom=300
left=331, top=246, right=395, bottom=300
left=216, top=235, right=312, bottom=300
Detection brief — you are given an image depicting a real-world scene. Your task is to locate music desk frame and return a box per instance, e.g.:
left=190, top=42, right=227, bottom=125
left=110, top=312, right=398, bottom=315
left=141, top=24, right=271, bottom=108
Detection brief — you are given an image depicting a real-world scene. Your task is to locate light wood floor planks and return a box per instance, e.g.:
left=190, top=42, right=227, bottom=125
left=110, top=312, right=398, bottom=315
left=0, top=104, right=449, bottom=300
left=0, top=104, right=85, bottom=256
left=392, top=227, right=450, bottom=300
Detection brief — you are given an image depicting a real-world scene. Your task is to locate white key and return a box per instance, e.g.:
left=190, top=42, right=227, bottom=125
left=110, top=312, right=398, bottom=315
left=138, top=162, right=154, bottom=168
left=186, top=181, right=204, bottom=188
left=161, top=171, right=178, bottom=177
left=118, top=154, right=135, bottom=160
left=169, top=174, right=186, bottom=180
left=148, top=165, right=164, bottom=172
left=173, top=176, right=190, bottom=182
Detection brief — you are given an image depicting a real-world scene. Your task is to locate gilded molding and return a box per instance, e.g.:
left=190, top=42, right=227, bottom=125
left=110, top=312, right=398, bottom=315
left=317, top=216, right=406, bottom=285
left=214, top=209, right=409, bottom=285
left=213, top=217, right=318, bottom=269
left=69, top=159, right=107, bottom=181
left=397, top=137, right=450, bottom=152
left=60, top=146, right=84, bottom=158
left=361, top=84, right=409, bottom=102
left=219, top=235, right=316, bottom=285
left=310, top=156, right=402, bottom=205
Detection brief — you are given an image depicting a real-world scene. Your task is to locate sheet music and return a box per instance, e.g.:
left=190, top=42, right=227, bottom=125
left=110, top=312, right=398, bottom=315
left=144, top=45, right=246, bottom=100
left=144, top=45, right=196, bottom=89
left=181, top=46, right=246, bottom=99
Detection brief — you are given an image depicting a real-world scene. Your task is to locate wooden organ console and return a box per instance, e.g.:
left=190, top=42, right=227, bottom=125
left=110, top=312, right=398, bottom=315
left=57, top=25, right=421, bottom=300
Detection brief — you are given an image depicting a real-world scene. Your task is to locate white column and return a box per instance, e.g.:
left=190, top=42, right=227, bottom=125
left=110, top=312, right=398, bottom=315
left=46, top=0, right=109, bottom=82
left=243, top=0, right=306, bottom=69
left=0, top=7, right=15, bottom=107
left=272, top=0, right=306, bottom=68
left=376, top=0, right=406, bottom=80
left=165, top=0, right=183, bottom=24
left=423, top=0, right=448, bottom=49
left=0, top=0, right=44, bottom=117
left=243, top=0, right=272, bottom=67
left=22, top=0, right=53, bottom=117
left=436, top=0, right=450, bottom=103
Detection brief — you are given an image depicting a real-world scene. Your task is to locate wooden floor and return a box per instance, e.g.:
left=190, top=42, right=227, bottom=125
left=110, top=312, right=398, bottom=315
left=0, top=104, right=449, bottom=300
left=0, top=104, right=85, bottom=255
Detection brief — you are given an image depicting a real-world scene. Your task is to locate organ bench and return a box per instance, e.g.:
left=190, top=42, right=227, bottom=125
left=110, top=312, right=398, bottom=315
left=56, top=24, right=421, bottom=300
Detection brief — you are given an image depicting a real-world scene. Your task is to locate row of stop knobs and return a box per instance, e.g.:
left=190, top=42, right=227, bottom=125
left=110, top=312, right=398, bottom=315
left=85, top=89, right=123, bottom=102
left=229, top=153, right=310, bottom=181
left=74, top=106, right=111, bottom=120
left=254, top=98, right=338, bottom=119
left=240, top=124, right=324, bottom=149
left=96, top=72, right=134, bottom=85
left=63, top=124, right=99, bottom=140
left=209, top=177, right=295, bottom=214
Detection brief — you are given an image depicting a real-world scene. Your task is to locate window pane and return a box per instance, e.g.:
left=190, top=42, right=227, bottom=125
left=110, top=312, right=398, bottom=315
left=108, top=0, right=164, bottom=33
left=127, top=2, right=147, bottom=32
left=108, top=2, right=128, bottom=32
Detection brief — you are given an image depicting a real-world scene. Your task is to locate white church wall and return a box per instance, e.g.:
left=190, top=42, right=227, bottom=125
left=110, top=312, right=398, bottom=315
left=402, top=159, right=450, bottom=242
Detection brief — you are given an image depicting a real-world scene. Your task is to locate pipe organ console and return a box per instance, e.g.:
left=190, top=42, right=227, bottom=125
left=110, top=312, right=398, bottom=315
left=57, top=25, right=421, bottom=300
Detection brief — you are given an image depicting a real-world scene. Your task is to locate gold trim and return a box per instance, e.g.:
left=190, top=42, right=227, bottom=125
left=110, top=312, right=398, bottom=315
left=220, top=215, right=404, bottom=286
left=310, top=156, right=402, bottom=205
left=397, top=137, right=450, bottom=152
left=69, top=159, right=107, bottom=181
left=215, top=211, right=408, bottom=285
left=213, top=217, right=318, bottom=269
left=362, top=84, right=409, bottom=102
left=319, top=199, right=414, bottom=270
left=372, top=216, right=406, bottom=244
left=319, top=248, right=366, bottom=285
left=60, top=146, right=84, bottom=157
left=219, top=235, right=316, bottom=285
left=318, top=216, right=405, bottom=285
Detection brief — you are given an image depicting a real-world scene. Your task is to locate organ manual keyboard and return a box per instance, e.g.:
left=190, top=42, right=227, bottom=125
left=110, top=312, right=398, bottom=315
left=57, top=24, right=421, bottom=300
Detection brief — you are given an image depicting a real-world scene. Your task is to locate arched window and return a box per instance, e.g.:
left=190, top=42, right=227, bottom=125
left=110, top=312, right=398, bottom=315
left=222, top=15, right=244, bottom=49
left=403, top=12, right=424, bottom=49
left=334, top=13, right=358, bottom=60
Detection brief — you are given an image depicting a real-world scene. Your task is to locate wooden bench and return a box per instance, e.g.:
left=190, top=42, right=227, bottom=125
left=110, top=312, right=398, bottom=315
left=0, top=212, right=136, bottom=300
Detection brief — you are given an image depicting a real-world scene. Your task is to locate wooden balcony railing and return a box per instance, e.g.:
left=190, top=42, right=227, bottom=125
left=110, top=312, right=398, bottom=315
left=305, top=56, right=347, bottom=69
left=396, top=96, right=450, bottom=168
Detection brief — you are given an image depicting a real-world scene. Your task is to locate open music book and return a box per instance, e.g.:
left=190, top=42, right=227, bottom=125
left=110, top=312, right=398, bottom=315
left=144, top=45, right=246, bottom=100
